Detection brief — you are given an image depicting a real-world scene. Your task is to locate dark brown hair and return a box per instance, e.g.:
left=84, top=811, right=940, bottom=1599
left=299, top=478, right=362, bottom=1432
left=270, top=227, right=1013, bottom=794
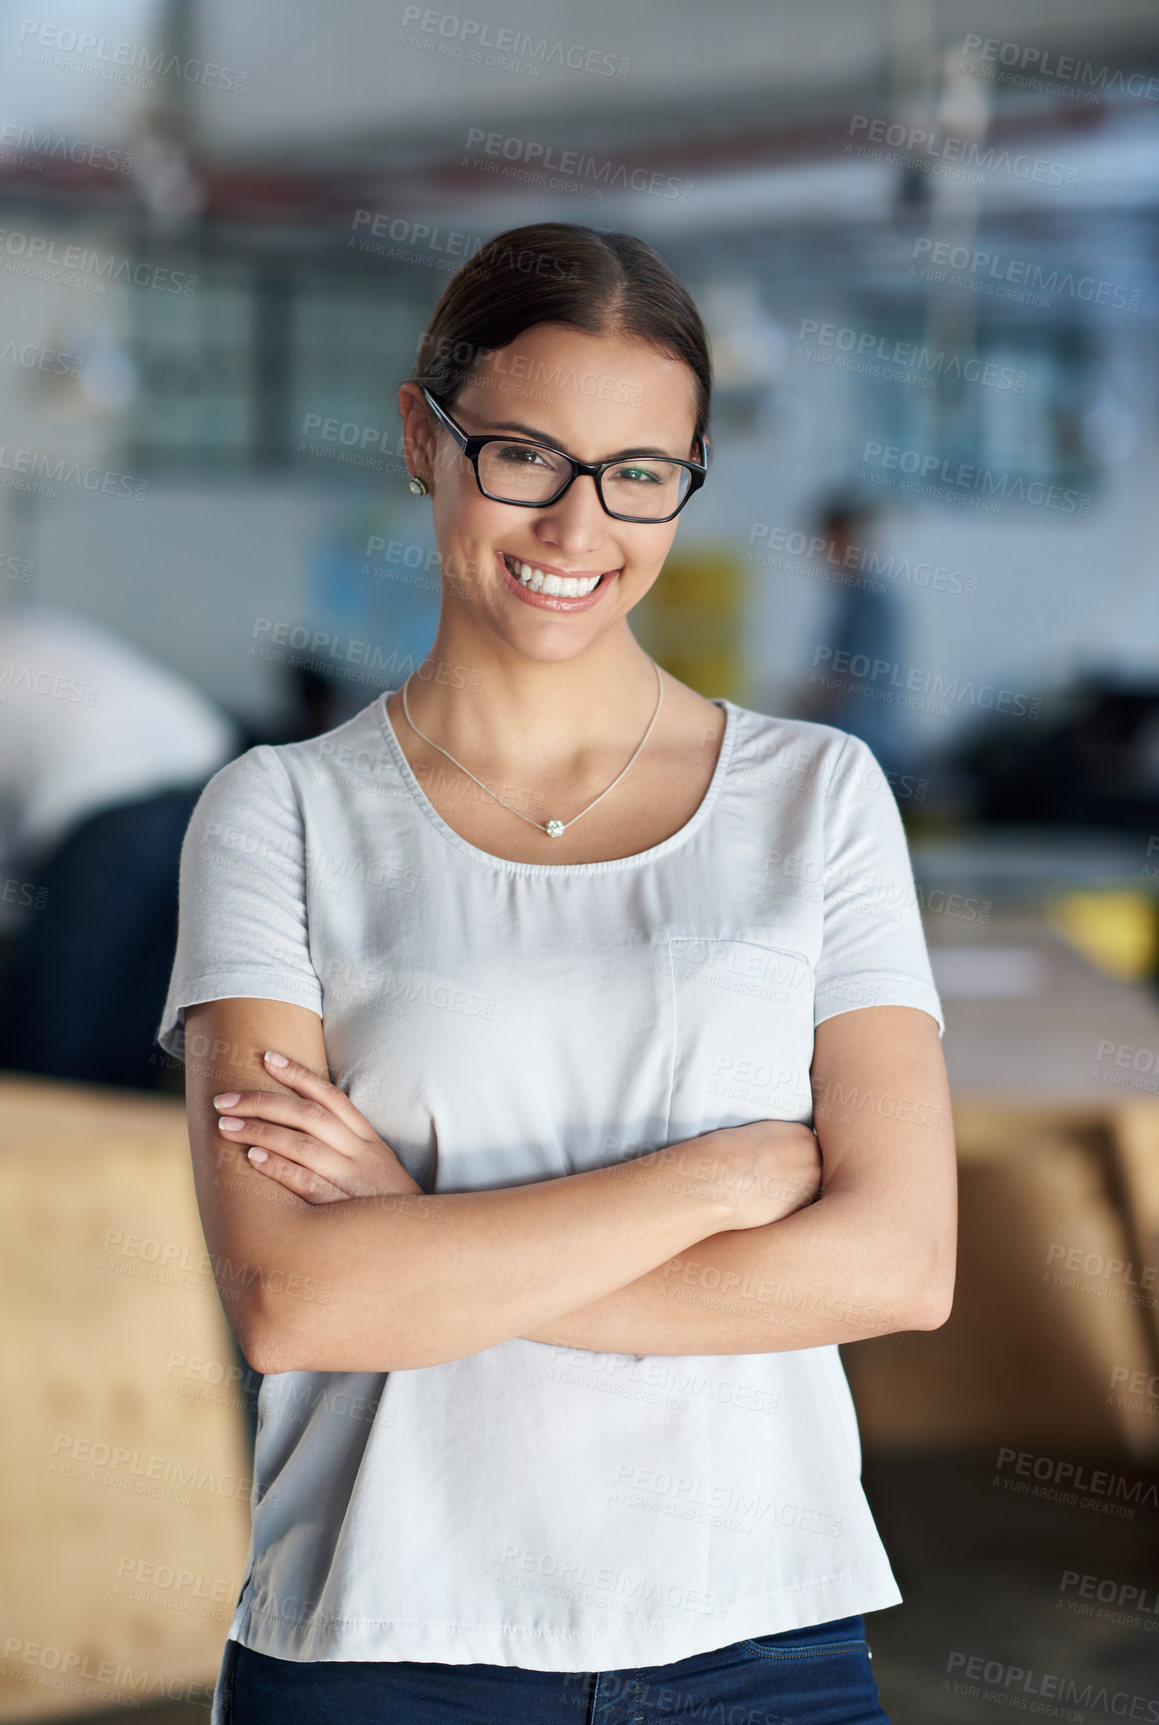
left=412, top=222, right=711, bottom=457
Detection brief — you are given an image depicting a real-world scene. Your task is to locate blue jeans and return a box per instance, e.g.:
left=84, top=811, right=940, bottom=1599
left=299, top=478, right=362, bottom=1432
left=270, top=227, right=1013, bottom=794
left=222, top=1615, right=889, bottom=1723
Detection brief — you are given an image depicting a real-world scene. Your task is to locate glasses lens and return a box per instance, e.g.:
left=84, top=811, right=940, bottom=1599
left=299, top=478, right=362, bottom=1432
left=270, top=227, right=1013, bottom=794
left=475, top=443, right=696, bottom=519
left=600, top=460, right=692, bottom=521
left=477, top=441, right=572, bottom=503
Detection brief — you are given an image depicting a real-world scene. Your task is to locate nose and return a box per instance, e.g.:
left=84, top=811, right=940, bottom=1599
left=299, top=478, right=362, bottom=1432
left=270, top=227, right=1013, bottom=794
left=533, top=472, right=611, bottom=557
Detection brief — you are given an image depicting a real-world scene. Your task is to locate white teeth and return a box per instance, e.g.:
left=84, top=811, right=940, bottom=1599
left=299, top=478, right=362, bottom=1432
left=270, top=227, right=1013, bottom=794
left=507, top=555, right=600, bottom=598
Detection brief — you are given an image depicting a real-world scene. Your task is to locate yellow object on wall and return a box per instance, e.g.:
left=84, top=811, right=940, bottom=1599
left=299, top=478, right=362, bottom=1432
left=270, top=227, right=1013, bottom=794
left=1044, top=890, right=1159, bottom=984
left=633, top=544, right=751, bottom=703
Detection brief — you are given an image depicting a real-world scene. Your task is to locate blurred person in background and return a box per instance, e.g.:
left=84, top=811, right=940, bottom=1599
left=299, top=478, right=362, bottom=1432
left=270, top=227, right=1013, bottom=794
left=0, top=604, right=238, bottom=1089
left=159, top=223, right=954, bottom=1725
left=792, top=494, right=908, bottom=780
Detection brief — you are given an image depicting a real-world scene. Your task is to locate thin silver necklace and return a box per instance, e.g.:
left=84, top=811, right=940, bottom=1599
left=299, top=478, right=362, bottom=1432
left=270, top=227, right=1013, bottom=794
left=399, top=659, right=664, bottom=838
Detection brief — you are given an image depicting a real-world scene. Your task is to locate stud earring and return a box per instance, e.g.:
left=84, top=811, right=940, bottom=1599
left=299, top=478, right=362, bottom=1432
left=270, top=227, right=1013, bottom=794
left=408, top=475, right=429, bottom=496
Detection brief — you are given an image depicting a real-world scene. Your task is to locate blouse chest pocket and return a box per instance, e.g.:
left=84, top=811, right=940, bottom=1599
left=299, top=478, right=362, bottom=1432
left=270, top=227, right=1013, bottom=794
left=663, top=936, right=816, bottom=1143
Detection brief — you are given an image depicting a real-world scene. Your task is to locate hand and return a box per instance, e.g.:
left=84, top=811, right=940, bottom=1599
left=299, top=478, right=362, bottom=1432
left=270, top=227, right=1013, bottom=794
left=212, top=1049, right=423, bottom=1205
left=695, top=1118, right=823, bottom=1230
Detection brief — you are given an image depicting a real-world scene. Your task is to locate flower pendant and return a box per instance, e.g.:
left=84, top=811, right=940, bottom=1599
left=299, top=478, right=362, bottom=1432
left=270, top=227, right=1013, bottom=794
left=545, top=820, right=565, bottom=838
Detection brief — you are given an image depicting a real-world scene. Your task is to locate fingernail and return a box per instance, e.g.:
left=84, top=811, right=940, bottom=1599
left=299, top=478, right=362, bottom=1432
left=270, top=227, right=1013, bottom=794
left=218, top=1116, right=244, bottom=1130
left=247, top=1147, right=268, bottom=1164
left=213, top=1092, right=241, bottom=1108
left=264, top=1050, right=289, bottom=1067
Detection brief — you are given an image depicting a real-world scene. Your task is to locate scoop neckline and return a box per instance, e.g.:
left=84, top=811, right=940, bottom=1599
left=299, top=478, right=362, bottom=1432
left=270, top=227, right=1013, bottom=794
left=375, top=688, right=739, bottom=877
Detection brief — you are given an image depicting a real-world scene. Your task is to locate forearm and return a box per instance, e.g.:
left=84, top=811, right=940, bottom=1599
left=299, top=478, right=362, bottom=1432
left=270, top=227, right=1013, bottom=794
left=249, top=1140, right=740, bottom=1373
left=522, top=1186, right=943, bottom=1356
left=524, top=1008, right=960, bottom=1357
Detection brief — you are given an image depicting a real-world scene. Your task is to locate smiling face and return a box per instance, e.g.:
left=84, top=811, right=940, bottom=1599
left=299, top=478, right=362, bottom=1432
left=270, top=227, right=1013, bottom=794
left=400, top=322, right=702, bottom=664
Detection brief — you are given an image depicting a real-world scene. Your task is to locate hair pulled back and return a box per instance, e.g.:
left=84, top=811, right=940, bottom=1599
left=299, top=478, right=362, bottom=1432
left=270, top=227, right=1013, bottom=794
left=412, top=222, right=711, bottom=454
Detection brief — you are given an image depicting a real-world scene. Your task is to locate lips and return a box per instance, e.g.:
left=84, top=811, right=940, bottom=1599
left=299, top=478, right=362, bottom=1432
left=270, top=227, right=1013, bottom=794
left=496, top=550, right=619, bottom=612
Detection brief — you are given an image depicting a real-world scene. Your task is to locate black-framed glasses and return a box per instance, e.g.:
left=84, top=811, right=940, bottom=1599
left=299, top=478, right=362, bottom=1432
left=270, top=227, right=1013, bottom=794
left=421, top=386, right=710, bottom=523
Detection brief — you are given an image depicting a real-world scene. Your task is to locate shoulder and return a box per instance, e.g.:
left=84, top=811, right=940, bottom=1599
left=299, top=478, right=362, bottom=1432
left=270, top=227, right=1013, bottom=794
left=719, top=705, right=919, bottom=859
left=249, top=696, right=395, bottom=795
left=721, top=700, right=869, bottom=795
left=190, top=740, right=294, bottom=827
left=197, top=697, right=391, bottom=815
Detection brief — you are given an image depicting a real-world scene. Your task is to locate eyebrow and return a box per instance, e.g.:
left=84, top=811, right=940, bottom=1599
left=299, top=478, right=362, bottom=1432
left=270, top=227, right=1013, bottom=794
left=484, top=419, right=678, bottom=461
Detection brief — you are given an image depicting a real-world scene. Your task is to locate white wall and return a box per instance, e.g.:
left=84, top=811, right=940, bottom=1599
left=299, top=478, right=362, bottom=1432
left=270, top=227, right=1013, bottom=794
left=26, top=480, right=442, bottom=728
left=676, top=323, right=1159, bottom=756
left=22, top=375, right=1157, bottom=751
left=4, top=222, right=1155, bottom=757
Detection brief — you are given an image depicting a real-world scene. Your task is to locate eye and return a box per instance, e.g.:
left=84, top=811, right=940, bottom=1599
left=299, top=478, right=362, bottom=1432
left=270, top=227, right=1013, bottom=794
left=493, top=442, right=553, bottom=468
left=609, top=463, right=664, bottom=485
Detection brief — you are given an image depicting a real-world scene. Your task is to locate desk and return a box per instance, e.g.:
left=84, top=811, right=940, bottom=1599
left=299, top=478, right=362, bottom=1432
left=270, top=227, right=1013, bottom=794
left=933, top=910, right=1159, bottom=1107
left=0, top=1073, right=250, bottom=1722
left=842, top=914, right=1159, bottom=1455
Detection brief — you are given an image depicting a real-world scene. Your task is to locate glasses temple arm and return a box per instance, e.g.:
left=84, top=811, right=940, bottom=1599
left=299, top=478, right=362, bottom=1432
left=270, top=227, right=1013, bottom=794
left=421, top=386, right=468, bottom=449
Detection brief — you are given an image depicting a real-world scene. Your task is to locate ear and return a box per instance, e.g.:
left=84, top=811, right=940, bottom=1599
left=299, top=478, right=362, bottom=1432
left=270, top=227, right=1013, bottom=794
left=398, top=383, right=438, bottom=480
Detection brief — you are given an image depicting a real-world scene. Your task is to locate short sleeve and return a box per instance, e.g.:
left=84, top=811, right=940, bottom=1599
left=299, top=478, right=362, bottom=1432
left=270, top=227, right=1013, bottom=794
left=812, top=731, right=945, bottom=1038
left=156, top=745, right=323, bottom=1061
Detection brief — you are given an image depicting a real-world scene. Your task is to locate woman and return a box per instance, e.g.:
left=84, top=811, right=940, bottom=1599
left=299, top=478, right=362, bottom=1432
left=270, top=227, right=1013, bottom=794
left=158, top=221, right=956, bottom=1725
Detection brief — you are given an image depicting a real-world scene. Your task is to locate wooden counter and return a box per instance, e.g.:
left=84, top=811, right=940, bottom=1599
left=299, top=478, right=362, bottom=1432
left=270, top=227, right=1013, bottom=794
left=0, top=1073, right=251, bottom=1721
left=843, top=914, right=1159, bottom=1456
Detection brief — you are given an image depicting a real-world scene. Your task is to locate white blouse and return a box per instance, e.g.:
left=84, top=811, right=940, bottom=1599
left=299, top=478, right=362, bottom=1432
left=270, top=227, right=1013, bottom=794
left=157, top=691, right=944, bottom=1719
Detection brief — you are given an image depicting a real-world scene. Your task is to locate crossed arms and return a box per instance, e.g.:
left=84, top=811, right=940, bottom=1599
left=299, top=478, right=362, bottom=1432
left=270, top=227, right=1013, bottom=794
left=182, top=995, right=956, bottom=1374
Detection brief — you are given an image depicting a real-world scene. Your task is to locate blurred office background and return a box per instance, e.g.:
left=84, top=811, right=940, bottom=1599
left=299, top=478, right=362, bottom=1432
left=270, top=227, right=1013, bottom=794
left=1, top=1, right=1159, bottom=1720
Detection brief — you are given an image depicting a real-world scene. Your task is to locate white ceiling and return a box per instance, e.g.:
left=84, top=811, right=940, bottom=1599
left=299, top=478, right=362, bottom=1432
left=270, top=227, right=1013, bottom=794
left=188, top=0, right=1159, bottom=161
left=1, top=0, right=1157, bottom=163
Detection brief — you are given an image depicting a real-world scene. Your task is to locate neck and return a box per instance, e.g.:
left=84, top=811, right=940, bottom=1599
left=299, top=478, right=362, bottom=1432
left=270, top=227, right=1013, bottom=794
left=398, top=626, right=663, bottom=782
